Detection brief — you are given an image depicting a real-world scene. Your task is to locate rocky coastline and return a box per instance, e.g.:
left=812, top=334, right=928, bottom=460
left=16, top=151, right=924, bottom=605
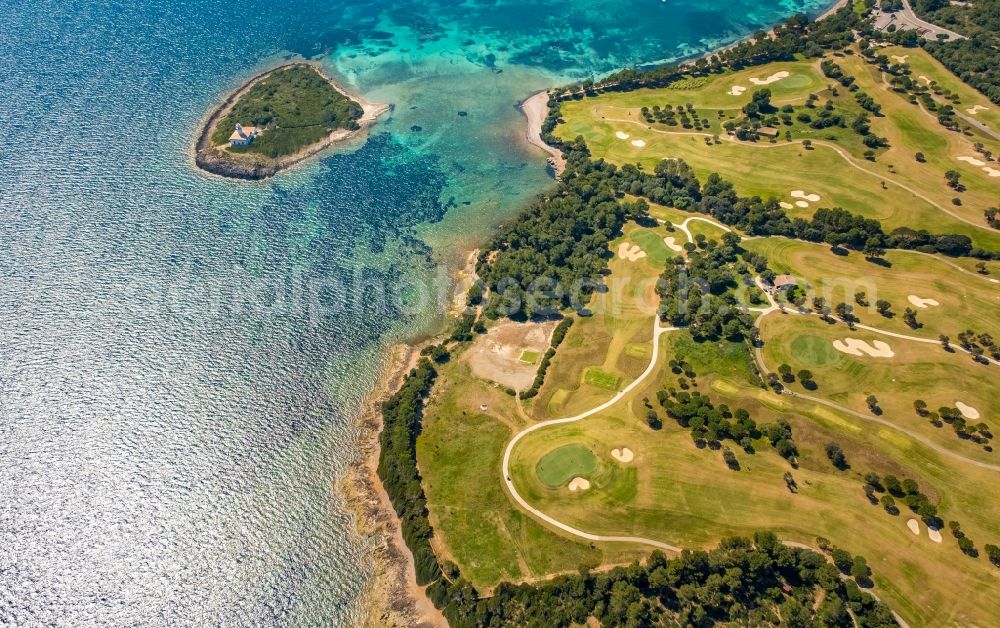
left=193, top=61, right=390, bottom=181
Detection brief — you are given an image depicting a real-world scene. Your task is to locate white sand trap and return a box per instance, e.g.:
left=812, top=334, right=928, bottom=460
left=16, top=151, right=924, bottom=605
left=795, top=201, right=809, bottom=208
left=984, top=167, right=1000, bottom=177
left=891, top=54, right=909, bottom=63
left=779, top=201, right=794, bottom=209
left=663, top=236, right=684, bottom=252
left=955, top=401, right=981, bottom=420
left=617, top=242, right=647, bottom=262
left=568, top=477, right=591, bottom=491
left=790, top=190, right=821, bottom=202
left=749, top=71, right=790, bottom=86
left=918, top=75, right=931, bottom=84
left=907, top=519, right=920, bottom=535
left=958, top=155, right=986, bottom=167
left=631, top=139, right=646, bottom=148
left=928, top=527, right=943, bottom=543
left=832, top=338, right=895, bottom=358
left=611, top=447, right=635, bottom=463
left=728, top=85, right=747, bottom=96
left=907, top=295, right=939, bottom=308
left=615, top=131, right=630, bottom=140
left=967, top=105, right=989, bottom=115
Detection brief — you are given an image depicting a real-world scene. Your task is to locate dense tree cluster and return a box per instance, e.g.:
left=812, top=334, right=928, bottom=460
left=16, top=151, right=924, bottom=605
left=426, top=533, right=897, bottom=626
left=656, top=234, right=756, bottom=341
left=377, top=358, right=442, bottom=584
left=475, top=158, right=648, bottom=319
left=519, top=317, right=574, bottom=399
left=915, top=0, right=1000, bottom=104
left=861, top=472, right=942, bottom=528
left=581, top=11, right=862, bottom=93
left=656, top=387, right=799, bottom=464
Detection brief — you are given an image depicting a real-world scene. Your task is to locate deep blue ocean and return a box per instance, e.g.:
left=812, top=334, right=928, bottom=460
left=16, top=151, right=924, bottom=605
left=0, top=0, right=831, bottom=624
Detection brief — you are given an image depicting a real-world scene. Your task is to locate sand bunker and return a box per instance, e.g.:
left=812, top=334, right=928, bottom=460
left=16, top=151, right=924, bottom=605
left=928, top=527, right=943, bottom=543
left=729, top=85, right=747, bottom=96
left=790, top=190, right=821, bottom=202
left=617, top=242, right=647, bottom=261
left=663, top=236, right=684, bottom=252
left=984, top=167, right=1000, bottom=177
left=631, top=139, right=646, bottom=148
left=955, top=401, right=981, bottom=420
left=907, top=519, right=920, bottom=535
left=779, top=201, right=793, bottom=209
left=611, top=448, right=634, bottom=463
left=832, top=338, right=895, bottom=358
left=795, top=201, right=809, bottom=208
left=615, top=131, right=630, bottom=140
left=967, top=105, right=989, bottom=115
left=568, top=477, right=591, bottom=491
left=958, top=155, right=986, bottom=167
left=891, top=54, right=909, bottom=63
left=907, top=295, right=939, bottom=308
left=749, top=71, right=790, bottom=86
left=918, top=75, right=931, bottom=84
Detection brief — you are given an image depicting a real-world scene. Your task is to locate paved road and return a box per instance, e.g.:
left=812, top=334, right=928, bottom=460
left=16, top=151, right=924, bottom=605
left=873, top=0, right=965, bottom=41
left=501, top=317, right=684, bottom=552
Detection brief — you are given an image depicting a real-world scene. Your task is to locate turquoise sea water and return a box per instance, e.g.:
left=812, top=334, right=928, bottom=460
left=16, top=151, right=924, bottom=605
left=0, top=0, right=831, bottom=624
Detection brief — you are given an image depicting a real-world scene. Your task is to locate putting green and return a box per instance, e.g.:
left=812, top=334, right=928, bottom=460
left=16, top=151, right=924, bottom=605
left=790, top=334, right=841, bottom=367
left=535, top=444, right=598, bottom=488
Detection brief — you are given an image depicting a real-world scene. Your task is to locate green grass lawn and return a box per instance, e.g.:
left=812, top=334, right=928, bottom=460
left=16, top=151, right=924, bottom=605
left=583, top=366, right=622, bottom=391
left=213, top=64, right=362, bottom=159
left=742, top=238, right=999, bottom=341
left=629, top=228, right=674, bottom=265
left=556, top=52, right=1000, bottom=252
left=519, top=350, right=540, bottom=364
left=535, top=444, right=598, bottom=487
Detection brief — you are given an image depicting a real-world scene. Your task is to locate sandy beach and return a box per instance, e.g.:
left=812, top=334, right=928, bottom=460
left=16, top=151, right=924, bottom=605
left=520, top=91, right=567, bottom=177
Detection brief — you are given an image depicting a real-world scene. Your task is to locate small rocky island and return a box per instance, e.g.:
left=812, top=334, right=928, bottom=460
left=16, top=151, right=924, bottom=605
left=195, top=62, right=389, bottom=180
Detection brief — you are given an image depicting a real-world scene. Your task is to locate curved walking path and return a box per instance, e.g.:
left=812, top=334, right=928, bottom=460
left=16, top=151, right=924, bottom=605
left=501, top=317, right=684, bottom=552
left=672, top=215, right=731, bottom=243
left=752, top=277, right=1000, bottom=366
left=601, top=114, right=992, bottom=233
left=751, top=278, right=1000, bottom=471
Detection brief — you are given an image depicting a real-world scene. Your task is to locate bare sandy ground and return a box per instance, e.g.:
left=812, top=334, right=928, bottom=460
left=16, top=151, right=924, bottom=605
left=955, top=401, right=981, bottom=420
left=958, top=155, right=986, bottom=166
left=750, top=70, right=790, bottom=85
left=663, top=236, right=684, bottom=252
left=520, top=91, right=566, bottom=177
left=568, top=477, right=591, bottom=491
left=611, top=447, right=634, bottom=462
left=833, top=338, right=895, bottom=357
left=464, top=319, right=558, bottom=390
left=907, top=295, right=939, bottom=308
left=617, top=242, right=647, bottom=261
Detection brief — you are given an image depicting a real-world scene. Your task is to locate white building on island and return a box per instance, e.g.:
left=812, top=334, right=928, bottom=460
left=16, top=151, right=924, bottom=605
left=228, top=123, right=259, bottom=146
